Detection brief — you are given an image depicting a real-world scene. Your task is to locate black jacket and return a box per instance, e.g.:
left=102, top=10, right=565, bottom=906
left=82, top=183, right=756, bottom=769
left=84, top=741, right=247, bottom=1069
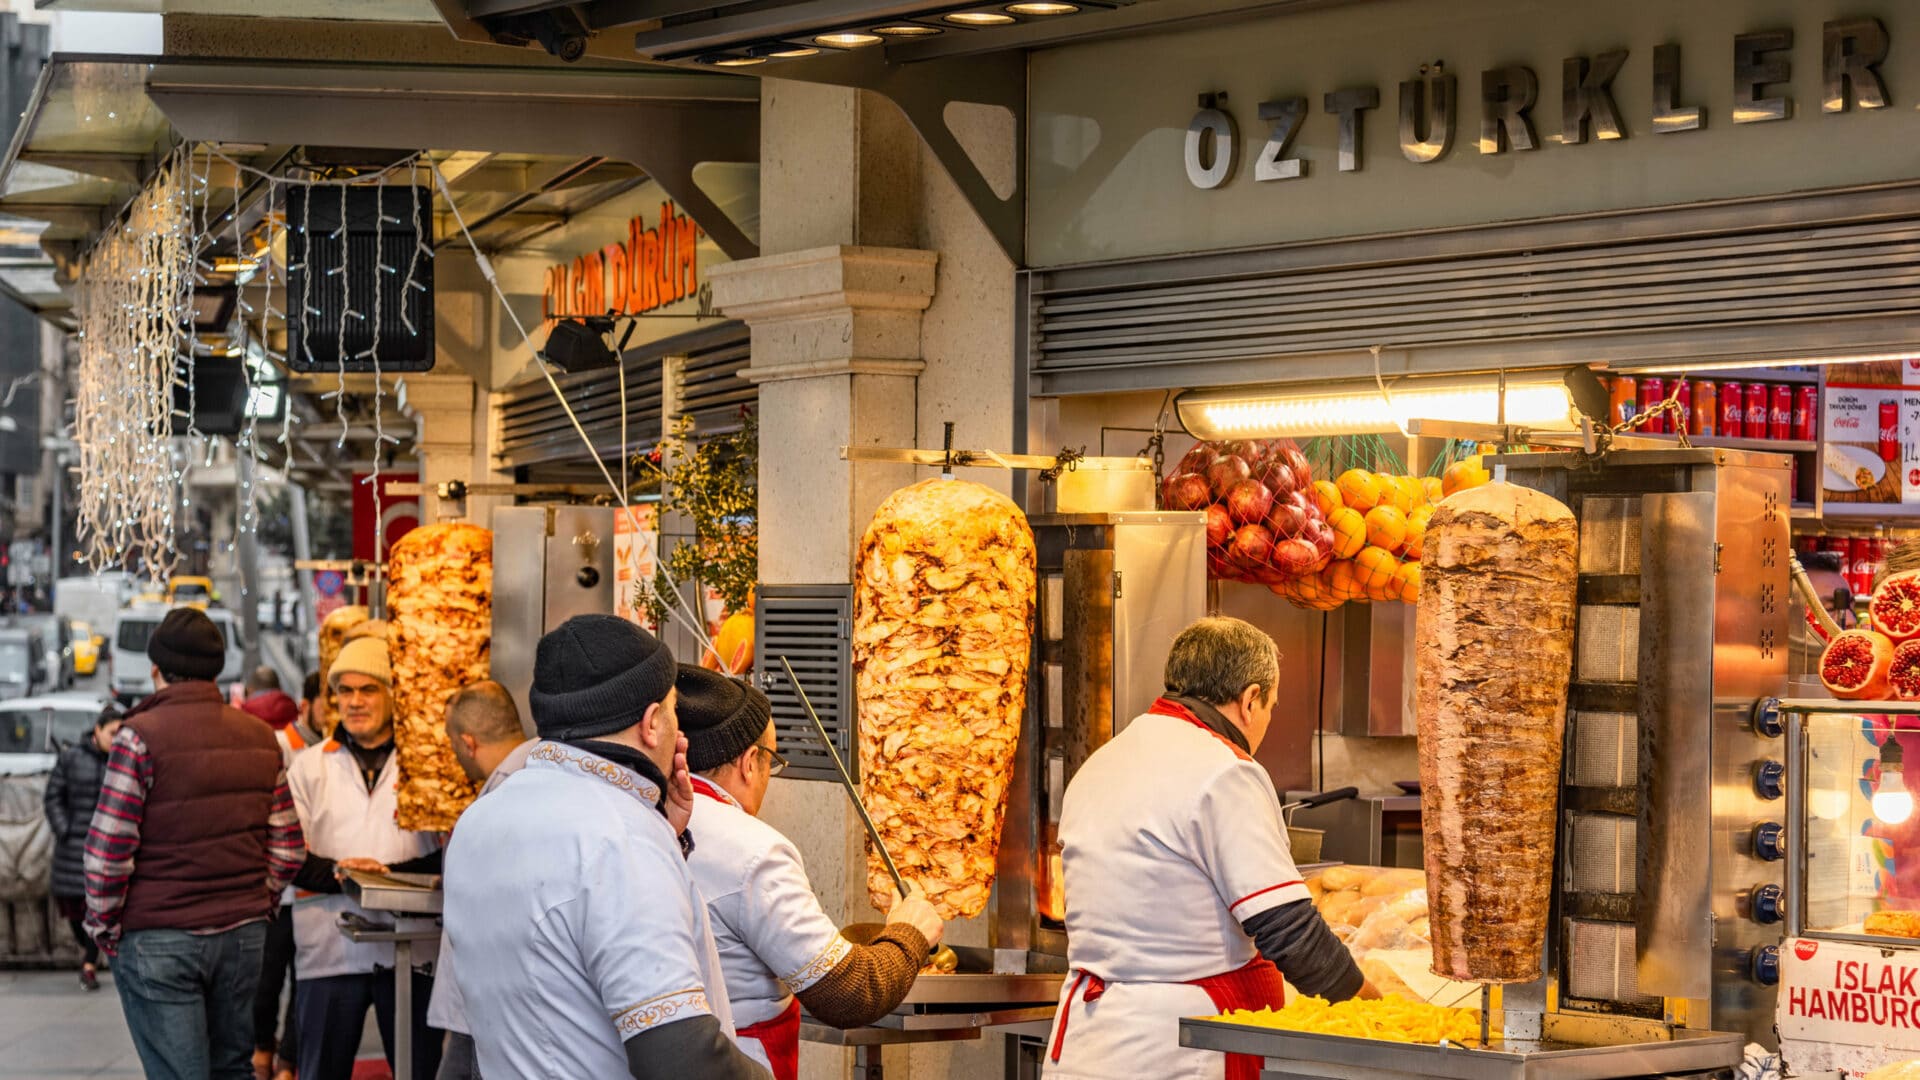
left=44, top=741, right=108, bottom=899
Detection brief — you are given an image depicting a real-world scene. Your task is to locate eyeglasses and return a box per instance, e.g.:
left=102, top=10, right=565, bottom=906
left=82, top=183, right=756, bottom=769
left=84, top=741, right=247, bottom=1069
left=756, top=744, right=789, bottom=778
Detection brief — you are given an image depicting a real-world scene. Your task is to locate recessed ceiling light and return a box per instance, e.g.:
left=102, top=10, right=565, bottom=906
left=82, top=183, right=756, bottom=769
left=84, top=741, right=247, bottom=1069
left=1007, top=1, right=1079, bottom=12
left=765, top=44, right=821, bottom=57
left=813, top=30, right=884, bottom=46
left=944, top=10, right=1016, bottom=24
left=699, top=53, right=767, bottom=65
left=872, top=23, right=942, bottom=35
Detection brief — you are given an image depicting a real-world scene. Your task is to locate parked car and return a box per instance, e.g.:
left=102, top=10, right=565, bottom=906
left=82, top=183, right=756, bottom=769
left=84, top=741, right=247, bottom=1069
left=111, top=605, right=245, bottom=704
left=52, top=575, right=128, bottom=659
left=165, top=576, right=217, bottom=609
left=0, top=693, right=108, bottom=775
left=69, top=621, right=99, bottom=677
left=0, top=629, right=34, bottom=703
left=5, top=615, right=75, bottom=691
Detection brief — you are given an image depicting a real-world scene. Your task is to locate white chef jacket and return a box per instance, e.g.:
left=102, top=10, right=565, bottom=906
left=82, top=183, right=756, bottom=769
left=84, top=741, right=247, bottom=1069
left=685, top=775, right=853, bottom=1069
left=445, top=741, right=736, bottom=1079
left=1045, top=703, right=1311, bottom=1080
left=287, top=737, right=441, bottom=980
left=427, top=738, right=535, bottom=1036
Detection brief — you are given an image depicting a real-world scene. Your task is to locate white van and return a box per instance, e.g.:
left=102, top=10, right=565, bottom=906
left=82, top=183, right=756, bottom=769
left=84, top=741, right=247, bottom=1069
left=110, top=606, right=246, bottom=704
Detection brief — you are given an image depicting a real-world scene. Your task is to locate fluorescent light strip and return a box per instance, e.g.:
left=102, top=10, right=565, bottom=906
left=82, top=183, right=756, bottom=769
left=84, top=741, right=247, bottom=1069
left=1187, top=384, right=1575, bottom=439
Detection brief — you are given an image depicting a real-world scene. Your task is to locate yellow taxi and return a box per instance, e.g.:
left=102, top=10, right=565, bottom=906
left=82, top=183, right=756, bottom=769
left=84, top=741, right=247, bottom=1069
left=165, top=576, right=218, bottom=609
left=70, top=622, right=99, bottom=677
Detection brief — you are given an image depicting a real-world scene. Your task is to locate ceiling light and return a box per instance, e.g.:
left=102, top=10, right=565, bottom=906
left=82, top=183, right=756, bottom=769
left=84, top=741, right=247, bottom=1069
left=210, top=258, right=258, bottom=274
left=873, top=24, right=942, bottom=35
left=699, top=53, right=767, bottom=66
left=1176, top=371, right=1589, bottom=440
left=944, top=10, right=1016, bottom=24
left=813, top=30, right=883, bottom=46
left=1007, top=1, right=1079, bottom=12
left=762, top=44, right=821, bottom=57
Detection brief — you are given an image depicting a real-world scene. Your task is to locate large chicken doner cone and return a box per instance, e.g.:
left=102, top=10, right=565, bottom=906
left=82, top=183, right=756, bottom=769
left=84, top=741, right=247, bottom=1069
left=1415, top=480, right=1578, bottom=983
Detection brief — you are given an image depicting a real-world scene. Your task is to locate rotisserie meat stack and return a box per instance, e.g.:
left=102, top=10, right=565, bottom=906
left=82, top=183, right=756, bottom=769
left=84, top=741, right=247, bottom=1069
left=317, top=605, right=369, bottom=737
left=853, top=479, right=1036, bottom=919
left=1415, top=481, right=1578, bottom=982
left=387, top=523, right=492, bottom=831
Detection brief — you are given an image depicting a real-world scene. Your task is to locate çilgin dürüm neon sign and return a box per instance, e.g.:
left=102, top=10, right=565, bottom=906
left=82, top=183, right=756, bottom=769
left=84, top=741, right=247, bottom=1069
left=541, top=202, right=700, bottom=325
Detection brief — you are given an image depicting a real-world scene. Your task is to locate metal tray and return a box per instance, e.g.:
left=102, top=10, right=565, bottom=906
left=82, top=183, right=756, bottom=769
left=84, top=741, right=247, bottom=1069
left=343, top=870, right=443, bottom=915
left=1178, top=1019, right=1745, bottom=1080
left=897, top=972, right=1063, bottom=1010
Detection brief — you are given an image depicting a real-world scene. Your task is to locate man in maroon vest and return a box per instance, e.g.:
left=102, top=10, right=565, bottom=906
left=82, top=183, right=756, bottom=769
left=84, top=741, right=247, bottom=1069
left=85, top=607, right=305, bottom=1080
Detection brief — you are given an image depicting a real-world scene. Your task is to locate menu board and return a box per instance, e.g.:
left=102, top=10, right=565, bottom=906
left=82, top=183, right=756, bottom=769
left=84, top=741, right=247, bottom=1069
left=1780, top=937, right=1920, bottom=1078
left=1823, top=361, right=1920, bottom=508
left=613, top=504, right=660, bottom=630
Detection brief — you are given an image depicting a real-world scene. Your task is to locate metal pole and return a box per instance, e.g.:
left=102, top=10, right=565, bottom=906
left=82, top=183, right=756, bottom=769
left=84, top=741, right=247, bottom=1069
left=288, top=482, right=316, bottom=669
left=49, top=450, right=61, bottom=582
left=235, top=453, right=263, bottom=671
left=394, top=938, right=413, bottom=1080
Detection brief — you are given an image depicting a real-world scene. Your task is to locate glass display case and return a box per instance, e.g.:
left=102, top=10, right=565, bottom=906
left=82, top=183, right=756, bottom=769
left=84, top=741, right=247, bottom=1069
left=1779, top=699, right=1920, bottom=945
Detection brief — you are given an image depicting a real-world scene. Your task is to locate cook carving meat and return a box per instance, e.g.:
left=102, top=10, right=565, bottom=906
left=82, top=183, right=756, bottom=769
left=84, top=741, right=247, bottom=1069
left=853, top=479, right=1036, bottom=920
left=387, top=523, right=492, bottom=830
left=1414, top=481, right=1577, bottom=983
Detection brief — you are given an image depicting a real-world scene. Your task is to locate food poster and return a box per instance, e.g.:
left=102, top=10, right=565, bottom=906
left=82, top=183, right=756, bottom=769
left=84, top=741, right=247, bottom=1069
left=1824, top=363, right=1920, bottom=507
left=1779, top=937, right=1920, bottom=1078
left=613, top=505, right=660, bottom=631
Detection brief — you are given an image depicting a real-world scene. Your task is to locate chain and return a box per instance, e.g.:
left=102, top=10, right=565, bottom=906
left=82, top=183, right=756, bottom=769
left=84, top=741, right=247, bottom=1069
left=1600, top=378, right=1693, bottom=451
left=1039, top=446, right=1086, bottom=484
left=1146, top=389, right=1171, bottom=493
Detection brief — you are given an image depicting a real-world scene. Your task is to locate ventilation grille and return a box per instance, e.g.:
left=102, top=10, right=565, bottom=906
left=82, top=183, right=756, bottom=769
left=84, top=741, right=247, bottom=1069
left=1576, top=605, right=1641, bottom=683
left=1568, top=812, right=1637, bottom=894
left=286, top=185, right=434, bottom=373
left=496, top=321, right=748, bottom=467
left=754, top=585, right=854, bottom=784
left=1565, top=919, right=1656, bottom=1004
left=1578, top=497, right=1643, bottom=575
left=1569, top=711, right=1638, bottom=788
left=1026, top=214, right=1920, bottom=393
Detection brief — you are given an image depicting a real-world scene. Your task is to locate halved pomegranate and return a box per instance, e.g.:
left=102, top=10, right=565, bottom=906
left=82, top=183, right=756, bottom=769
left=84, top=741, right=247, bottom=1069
left=1821, top=629, right=1895, bottom=701
left=1890, top=640, right=1920, bottom=701
left=1872, top=572, right=1920, bottom=642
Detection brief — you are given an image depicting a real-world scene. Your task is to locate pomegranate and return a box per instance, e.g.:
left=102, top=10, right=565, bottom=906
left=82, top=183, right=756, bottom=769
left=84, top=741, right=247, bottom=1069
left=1220, top=440, right=1260, bottom=462
left=1890, top=640, right=1920, bottom=701
left=1872, top=572, right=1920, bottom=642
left=1820, top=629, right=1895, bottom=700
left=1207, top=456, right=1251, bottom=501
left=1162, top=472, right=1213, bottom=512
left=1306, top=520, right=1335, bottom=557
left=1229, top=523, right=1276, bottom=567
left=1268, top=502, right=1310, bottom=539
left=1272, top=537, right=1319, bottom=576
left=1275, top=444, right=1313, bottom=492
left=1177, top=443, right=1219, bottom=475
left=1204, top=504, right=1234, bottom=548
left=1226, top=479, right=1275, bottom=526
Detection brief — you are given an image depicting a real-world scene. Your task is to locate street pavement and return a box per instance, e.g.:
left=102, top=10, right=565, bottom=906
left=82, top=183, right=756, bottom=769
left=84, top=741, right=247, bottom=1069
left=0, top=969, right=142, bottom=1078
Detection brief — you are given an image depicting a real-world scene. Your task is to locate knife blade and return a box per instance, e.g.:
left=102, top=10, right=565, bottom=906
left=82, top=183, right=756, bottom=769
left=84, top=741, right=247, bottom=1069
left=778, top=655, right=908, bottom=898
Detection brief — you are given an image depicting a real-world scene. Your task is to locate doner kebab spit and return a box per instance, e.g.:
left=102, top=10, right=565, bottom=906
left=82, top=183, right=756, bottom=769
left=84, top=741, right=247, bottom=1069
left=778, top=656, right=960, bottom=973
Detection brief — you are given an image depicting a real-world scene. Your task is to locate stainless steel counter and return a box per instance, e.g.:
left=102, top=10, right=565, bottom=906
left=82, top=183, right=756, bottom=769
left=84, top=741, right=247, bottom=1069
left=342, top=869, right=442, bottom=914
left=1179, top=1019, right=1746, bottom=1080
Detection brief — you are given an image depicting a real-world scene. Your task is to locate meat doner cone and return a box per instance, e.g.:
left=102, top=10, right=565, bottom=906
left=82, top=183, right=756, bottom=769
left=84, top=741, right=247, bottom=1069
left=1415, top=480, right=1578, bottom=983
left=854, top=478, right=1036, bottom=920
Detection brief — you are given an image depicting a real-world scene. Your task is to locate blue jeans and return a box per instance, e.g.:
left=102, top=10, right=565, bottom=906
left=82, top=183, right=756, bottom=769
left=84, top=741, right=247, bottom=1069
left=114, top=922, right=267, bottom=1080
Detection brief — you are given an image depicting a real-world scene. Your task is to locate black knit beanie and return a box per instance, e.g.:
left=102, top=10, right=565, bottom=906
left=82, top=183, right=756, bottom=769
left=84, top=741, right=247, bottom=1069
left=147, top=608, right=226, bottom=681
left=530, top=615, right=676, bottom=741
left=677, top=664, right=772, bottom=774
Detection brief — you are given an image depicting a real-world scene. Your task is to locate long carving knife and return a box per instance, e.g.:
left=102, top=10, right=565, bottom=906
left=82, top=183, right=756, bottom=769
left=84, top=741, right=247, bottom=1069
left=778, top=655, right=907, bottom=897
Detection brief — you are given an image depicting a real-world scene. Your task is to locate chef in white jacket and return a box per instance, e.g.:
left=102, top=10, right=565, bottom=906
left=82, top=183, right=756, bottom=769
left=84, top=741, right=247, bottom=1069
left=287, top=636, right=443, bottom=1080
left=1046, top=616, right=1372, bottom=1080
left=444, top=615, right=770, bottom=1080
left=677, top=665, right=945, bottom=1080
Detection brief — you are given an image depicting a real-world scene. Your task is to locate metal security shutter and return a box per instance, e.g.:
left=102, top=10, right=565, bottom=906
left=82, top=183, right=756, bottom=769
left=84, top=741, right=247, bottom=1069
left=1025, top=184, right=1920, bottom=395
left=753, top=585, right=855, bottom=783
left=496, top=320, right=749, bottom=467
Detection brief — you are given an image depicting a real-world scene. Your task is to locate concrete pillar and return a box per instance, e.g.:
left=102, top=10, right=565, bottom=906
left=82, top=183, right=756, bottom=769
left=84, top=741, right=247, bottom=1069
left=402, top=373, right=478, bottom=525
left=711, top=75, right=1016, bottom=1080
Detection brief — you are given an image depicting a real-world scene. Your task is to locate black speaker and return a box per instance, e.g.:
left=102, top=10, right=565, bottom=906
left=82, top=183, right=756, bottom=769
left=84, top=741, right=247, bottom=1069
left=172, top=355, right=251, bottom=436
left=286, top=185, right=435, bottom=373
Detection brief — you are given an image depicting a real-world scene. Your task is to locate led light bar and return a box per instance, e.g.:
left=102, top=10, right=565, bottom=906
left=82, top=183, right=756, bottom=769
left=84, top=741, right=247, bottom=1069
left=1176, top=371, right=1594, bottom=440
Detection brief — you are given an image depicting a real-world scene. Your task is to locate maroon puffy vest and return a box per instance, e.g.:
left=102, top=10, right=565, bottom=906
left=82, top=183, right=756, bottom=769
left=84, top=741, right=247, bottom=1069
left=121, top=682, right=286, bottom=933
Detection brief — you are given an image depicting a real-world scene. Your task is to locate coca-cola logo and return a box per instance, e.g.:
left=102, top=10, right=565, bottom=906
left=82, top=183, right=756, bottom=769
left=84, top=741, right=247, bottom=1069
left=1795, top=939, right=1819, bottom=961
left=1836, top=417, right=1862, bottom=430
left=1909, top=469, right=1919, bottom=486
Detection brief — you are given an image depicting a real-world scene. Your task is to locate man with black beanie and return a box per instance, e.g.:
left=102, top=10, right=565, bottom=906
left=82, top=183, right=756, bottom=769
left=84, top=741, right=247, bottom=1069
left=679, top=665, right=944, bottom=1080
left=444, top=615, right=769, bottom=1080
left=84, top=607, right=303, bottom=1080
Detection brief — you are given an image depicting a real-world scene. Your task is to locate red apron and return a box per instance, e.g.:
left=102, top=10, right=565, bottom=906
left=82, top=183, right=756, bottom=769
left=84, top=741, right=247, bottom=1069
left=1049, top=957, right=1285, bottom=1080
left=737, top=997, right=800, bottom=1080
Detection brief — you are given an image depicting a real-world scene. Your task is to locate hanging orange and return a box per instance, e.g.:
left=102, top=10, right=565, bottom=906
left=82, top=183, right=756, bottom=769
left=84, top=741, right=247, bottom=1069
left=1312, top=480, right=1344, bottom=518
left=1328, top=559, right=1364, bottom=600
left=1364, top=505, right=1409, bottom=554
left=1396, top=561, right=1422, bottom=603
left=1336, top=469, right=1383, bottom=511
left=1354, top=545, right=1401, bottom=592
left=1422, top=476, right=1445, bottom=504
left=1442, top=456, right=1493, bottom=497
left=1327, top=508, right=1368, bottom=559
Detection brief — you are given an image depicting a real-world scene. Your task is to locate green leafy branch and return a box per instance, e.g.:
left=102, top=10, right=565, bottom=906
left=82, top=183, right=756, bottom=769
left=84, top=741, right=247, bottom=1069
left=632, top=408, right=758, bottom=626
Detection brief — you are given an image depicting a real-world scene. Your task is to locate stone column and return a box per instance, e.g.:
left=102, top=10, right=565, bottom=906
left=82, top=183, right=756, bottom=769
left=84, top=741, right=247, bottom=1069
left=401, top=372, right=477, bottom=526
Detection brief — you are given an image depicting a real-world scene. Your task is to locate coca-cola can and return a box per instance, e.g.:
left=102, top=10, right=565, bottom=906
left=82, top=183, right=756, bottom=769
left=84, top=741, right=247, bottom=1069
left=1882, top=399, right=1900, bottom=462
left=1793, top=385, right=1817, bottom=442
left=1746, top=383, right=1769, bottom=437
left=1720, top=381, right=1744, bottom=437
left=1770, top=384, right=1792, bottom=441
left=1638, top=377, right=1667, bottom=434
left=1674, top=380, right=1693, bottom=435
left=1852, top=537, right=1875, bottom=597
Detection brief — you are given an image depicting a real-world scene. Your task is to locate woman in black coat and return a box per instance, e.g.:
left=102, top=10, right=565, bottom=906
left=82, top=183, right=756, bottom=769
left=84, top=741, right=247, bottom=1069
left=44, top=705, right=120, bottom=990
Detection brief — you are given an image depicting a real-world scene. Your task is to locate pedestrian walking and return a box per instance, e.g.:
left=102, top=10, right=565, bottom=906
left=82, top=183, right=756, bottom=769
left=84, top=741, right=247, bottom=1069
left=45, top=704, right=121, bottom=991
left=84, top=608, right=304, bottom=1080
